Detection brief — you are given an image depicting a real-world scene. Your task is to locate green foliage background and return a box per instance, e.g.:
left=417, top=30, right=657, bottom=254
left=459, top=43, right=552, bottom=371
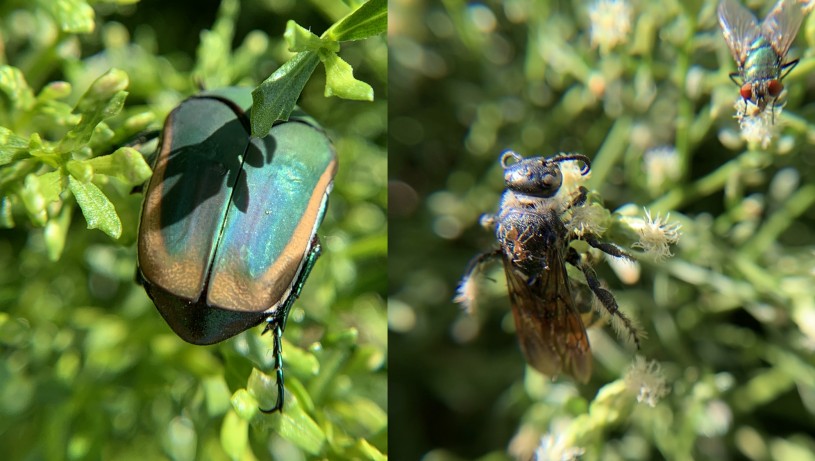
left=0, top=0, right=386, bottom=459
left=390, top=0, right=815, bottom=460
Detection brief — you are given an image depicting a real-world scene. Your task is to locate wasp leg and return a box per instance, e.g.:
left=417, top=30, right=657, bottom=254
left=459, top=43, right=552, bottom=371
left=581, top=233, right=635, bottom=262
left=459, top=249, right=501, bottom=284
left=566, top=247, right=640, bottom=349
left=455, top=249, right=501, bottom=310
left=564, top=186, right=588, bottom=210
left=479, top=213, right=497, bottom=231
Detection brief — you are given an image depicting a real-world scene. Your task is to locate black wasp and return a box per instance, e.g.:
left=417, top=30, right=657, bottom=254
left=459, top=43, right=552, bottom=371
left=458, top=151, right=640, bottom=383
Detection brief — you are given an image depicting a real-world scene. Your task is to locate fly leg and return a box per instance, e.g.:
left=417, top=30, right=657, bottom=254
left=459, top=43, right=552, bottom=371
left=728, top=72, right=741, bottom=86
left=565, top=247, right=640, bottom=349
left=780, top=59, right=799, bottom=80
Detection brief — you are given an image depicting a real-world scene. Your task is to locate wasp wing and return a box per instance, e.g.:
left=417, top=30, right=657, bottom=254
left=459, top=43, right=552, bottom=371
left=503, top=251, right=592, bottom=383
left=761, top=0, right=803, bottom=58
left=718, top=0, right=763, bottom=65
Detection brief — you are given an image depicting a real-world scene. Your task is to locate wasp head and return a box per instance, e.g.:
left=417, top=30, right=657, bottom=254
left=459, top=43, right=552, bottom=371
left=500, top=150, right=591, bottom=199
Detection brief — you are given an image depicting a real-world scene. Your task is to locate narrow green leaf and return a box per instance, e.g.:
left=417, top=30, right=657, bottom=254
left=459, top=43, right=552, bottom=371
left=0, top=197, right=14, bottom=228
left=66, top=160, right=93, bottom=183
left=47, top=0, right=95, bottom=34
left=0, top=127, right=31, bottom=165
left=59, top=68, right=129, bottom=154
left=285, top=20, right=338, bottom=53
left=324, top=0, right=387, bottom=42
left=193, top=0, right=239, bottom=89
left=0, top=66, right=36, bottom=111
left=164, top=417, right=197, bottom=461
left=276, top=404, right=325, bottom=455
left=321, top=51, right=374, bottom=101
left=352, top=439, right=387, bottom=461
left=247, top=368, right=279, bottom=412
left=230, top=389, right=258, bottom=421
left=94, top=0, right=140, bottom=4
left=68, top=175, right=122, bottom=239
left=85, top=147, right=152, bottom=185
left=219, top=410, right=249, bottom=461
left=251, top=51, right=320, bottom=137
left=59, top=91, right=127, bottom=153
left=44, top=202, right=73, bottom=261
left=36, top=81, right=72, bottom=102
left=76, top=68, right=129, bottom=113
left=334, top=397, right=387, bottom=434
left=203, top=376, right=232, bottom=417
left=19, top=175, right=48, bottom=226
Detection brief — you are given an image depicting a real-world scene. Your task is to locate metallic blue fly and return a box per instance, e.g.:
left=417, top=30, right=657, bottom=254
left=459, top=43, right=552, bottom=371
left=718, top=0, right=803, bottom=117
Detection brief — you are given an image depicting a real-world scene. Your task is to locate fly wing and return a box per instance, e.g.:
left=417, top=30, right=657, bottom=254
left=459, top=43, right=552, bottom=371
left=718, top=0, right=763, bottom=65
left=503, top=252, right=592, bottom=383
left=761, top=0, right=803, bottom=57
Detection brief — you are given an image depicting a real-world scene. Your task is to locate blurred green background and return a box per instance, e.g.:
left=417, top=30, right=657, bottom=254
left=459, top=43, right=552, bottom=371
left=0, top=0, right=386, bottom=459
left=390, top=0, right=815, bottom=460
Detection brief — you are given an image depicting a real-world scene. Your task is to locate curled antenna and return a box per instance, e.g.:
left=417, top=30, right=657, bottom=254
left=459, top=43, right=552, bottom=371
left=500, top=150, right=524, bottom=169
left=550, top=154, right=591, bottom=175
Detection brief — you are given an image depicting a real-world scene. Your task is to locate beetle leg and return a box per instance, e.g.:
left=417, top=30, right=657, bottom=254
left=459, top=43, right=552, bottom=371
left=258, top=321, right=286, bottom=414
left=566, top=247, right=640, bottom=349
left=259, top=235, right=323, bottom=414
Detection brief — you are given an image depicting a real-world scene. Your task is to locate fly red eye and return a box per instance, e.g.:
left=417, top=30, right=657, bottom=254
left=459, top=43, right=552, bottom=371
left=740, top=83, right=752, bottom=100
left=768, top=79, right=783, bottom=97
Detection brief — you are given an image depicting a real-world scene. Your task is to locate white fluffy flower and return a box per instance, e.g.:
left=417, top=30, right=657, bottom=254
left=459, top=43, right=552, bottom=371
left=588, top=0, right=632, bottom=54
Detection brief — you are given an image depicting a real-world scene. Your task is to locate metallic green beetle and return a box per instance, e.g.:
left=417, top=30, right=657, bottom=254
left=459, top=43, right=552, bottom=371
left=138, top=87, right=337, bottom=412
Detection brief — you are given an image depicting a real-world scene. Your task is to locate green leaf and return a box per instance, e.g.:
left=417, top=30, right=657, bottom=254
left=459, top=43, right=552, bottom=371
left=19, top=175, right=48, bottom=226
left=351, top=439, right=387, bottom=461
left=320, top=51, right=374, bottom=101
left=0, top=127, right=31, bottom=166
left=0, top=66, right=36, bottom=111
left=219, top=410, right=248, bottom=461
left=84, top=147, right=152, bottom=185
left=247, top=368, right=279, bottom=413
left=59, top=69, right=129, bottom=154
left=285, top=20, right=338, bottom=53
left=36, top=81, right=72, bottom=102
left=193, top=0, right=240, bottom=89
left=324, top=0, right=387, bottom=42
left=203, top=375, right=232, bottom=417
left=94, top=0, right=141, bottom=4
left=0, top=197, right=14, bottom=228
left=164, top=417, right=197, bottom=461
left=251, top=51, right=320, bottom=137
left=68, top=175, right=122, bottom=239
left=44, top=202, right=73, bottom=261
left=230, top=389, right=258, bottom=421
left=275, top=402, right=325, bottom=455
left=46, top=0, right=95, bottom=34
